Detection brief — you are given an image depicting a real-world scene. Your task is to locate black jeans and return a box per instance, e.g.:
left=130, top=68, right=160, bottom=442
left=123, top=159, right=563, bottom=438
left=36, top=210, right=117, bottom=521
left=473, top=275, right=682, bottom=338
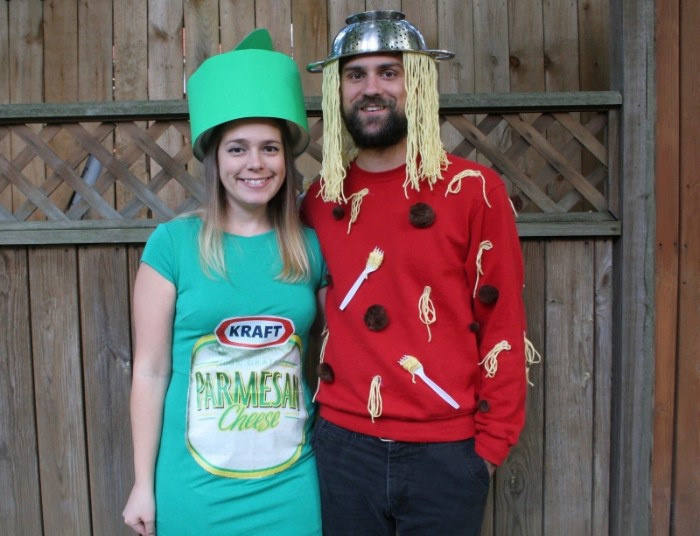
left=312, top=418, right=491, bottom=536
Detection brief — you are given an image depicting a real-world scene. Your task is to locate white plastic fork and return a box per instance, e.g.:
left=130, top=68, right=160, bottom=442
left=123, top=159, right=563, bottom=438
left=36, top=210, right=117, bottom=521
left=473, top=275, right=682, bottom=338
left=398, top=355, right=460, bottom=409
left=339, top=247, right=384, bottom=310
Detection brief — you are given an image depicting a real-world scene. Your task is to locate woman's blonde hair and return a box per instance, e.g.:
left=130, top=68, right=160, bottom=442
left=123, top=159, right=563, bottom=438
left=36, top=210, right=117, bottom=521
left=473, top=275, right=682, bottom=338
left=196, top=119, right=311, bottom=282
left=317, top=52, right=449, bottom=204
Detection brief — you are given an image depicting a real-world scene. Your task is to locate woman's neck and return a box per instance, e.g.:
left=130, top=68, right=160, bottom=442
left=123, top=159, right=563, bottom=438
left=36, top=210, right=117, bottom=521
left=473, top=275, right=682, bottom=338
left=224, top=209, right=272, bottom=236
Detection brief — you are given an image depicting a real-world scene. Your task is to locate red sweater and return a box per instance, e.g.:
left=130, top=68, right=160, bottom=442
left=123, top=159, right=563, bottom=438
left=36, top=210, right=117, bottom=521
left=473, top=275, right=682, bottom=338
left=302, top=155, right=527, bottom=465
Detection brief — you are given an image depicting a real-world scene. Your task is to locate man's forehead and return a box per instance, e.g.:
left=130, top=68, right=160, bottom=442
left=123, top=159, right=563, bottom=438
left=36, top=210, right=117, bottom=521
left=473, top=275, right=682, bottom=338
left=341, top=52, right=403, bottom=71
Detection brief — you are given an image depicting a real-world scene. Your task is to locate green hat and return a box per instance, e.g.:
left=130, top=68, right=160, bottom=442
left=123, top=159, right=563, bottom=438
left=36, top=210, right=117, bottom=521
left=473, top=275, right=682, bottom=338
left=187, top=29, right=310, bottom=160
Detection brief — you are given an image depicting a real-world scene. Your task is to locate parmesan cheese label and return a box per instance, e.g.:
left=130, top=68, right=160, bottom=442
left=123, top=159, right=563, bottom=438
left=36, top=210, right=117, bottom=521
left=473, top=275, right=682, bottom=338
left=185, top=316, right=307, bottom=478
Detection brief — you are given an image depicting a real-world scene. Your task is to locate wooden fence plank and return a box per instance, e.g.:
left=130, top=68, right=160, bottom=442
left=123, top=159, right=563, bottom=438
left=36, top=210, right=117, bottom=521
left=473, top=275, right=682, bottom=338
left=327, top=0, right=365, bottom=40
left=9, top=1, right=45, bottom=216
left=0, top=248, right=43, bottom=535
left=544, top=240, right=595, bottom=536
left=437, top=0, right=475, bottom=153
left=0, top=2, right=9, bottom=212
left=507, top=0, right=545, bottom=196
left=508, top=0, right=545, bottom=92
left=44, top=0, right=78, bottom=103
left=78, top=0, right=116, bottom=217
left=293, top=0, right=328, bottom=97
left=43, top=0, right=83, bottom=215
left=652, top=0, right=679, bottom=534
left=219, top=0, right=256, bottom=53
left=79, top=246, right=134, bottom=536
left=490, top=240, right=546, bottom=536
left=184, top=0, right=220, bottom=77
left=29, top=246, right=91, bottom=534
left=367, top=0, right=401, bottom=13
left=593, top=240, right=613, bottom=536
left=402, top=0, right=438, bottom=50
left=543, top=0, right=579, bottom=91
left=609, top=1, right=655, bottom=533
left=256, top=0, right=293, bottom=54
left=114, top=0, right=149, bottom=216
left=437, top=0, right=475, bottom=94
left=148, top=0, right=186, bottom=210
left=543, top=0, right=582, bottom=205
left=78, top=0, right=113, bottom=101
left=578, top=0, right=610, bottom=91
left=473, top=0, right=509, bottom=93
left=674, top=0, right=700, bottom=533
left=0, top=1, right=7, bottom=103
left=114, top=0, right=149, bottom=101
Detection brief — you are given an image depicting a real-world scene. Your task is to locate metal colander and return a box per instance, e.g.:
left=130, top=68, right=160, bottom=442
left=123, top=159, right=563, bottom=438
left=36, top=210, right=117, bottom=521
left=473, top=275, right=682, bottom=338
left=307, top=10, right=454, bottom=72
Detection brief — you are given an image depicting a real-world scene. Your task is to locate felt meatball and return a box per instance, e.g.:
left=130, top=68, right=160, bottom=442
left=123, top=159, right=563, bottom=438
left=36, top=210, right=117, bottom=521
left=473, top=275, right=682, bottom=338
left=332, top=205, right=345, bottom=220
left=317, top=363, right=334, bottom=383
left=409, top=203, right=436, bottom=228
left=477, top=285, right=499, bottom=305
left=364, top=305, right=389, bottom=331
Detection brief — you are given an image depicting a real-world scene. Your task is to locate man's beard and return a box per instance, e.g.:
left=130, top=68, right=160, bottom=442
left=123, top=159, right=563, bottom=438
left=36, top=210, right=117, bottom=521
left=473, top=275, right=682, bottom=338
left=342, top=98, right=408, bottom=149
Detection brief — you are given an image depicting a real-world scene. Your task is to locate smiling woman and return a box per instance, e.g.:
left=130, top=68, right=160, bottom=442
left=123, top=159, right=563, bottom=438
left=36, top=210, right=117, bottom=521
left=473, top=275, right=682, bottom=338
left=216, top=119, right=287, bottom=233
left=121, top=28, right=325, bottom=536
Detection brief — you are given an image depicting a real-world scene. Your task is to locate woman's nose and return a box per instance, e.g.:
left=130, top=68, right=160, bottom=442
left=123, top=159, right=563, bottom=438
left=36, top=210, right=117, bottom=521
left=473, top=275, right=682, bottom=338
left=247, top=150, right=263, bottom=169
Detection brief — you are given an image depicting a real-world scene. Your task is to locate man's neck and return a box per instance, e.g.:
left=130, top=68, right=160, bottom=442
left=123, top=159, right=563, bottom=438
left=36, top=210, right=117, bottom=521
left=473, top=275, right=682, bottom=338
left=354, top=139, right=407, bottom=172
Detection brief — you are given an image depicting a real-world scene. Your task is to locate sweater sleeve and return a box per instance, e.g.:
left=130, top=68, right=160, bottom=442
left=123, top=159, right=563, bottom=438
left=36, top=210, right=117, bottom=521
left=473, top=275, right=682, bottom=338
left=467, top=177, right=527, bottom=466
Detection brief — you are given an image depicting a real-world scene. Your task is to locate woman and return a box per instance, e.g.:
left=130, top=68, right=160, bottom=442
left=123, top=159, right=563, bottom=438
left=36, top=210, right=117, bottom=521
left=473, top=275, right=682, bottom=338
left=122, top=29, right=324, bottom=535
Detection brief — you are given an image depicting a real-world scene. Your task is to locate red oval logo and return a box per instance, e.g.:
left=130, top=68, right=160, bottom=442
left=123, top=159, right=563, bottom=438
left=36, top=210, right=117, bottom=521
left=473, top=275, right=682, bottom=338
left=214, top=316, right=295, bottom=348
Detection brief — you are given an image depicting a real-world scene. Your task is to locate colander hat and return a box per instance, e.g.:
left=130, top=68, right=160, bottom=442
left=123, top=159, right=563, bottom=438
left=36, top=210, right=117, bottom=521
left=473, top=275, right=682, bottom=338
left=307, top=10, right=454, bottom=72
left=187, top=29, right=309, bottom=161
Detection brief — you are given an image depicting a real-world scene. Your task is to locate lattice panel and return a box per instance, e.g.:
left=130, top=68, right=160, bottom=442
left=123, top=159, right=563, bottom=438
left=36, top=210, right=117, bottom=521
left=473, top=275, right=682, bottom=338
left=0, top=110, right=612, bottom=222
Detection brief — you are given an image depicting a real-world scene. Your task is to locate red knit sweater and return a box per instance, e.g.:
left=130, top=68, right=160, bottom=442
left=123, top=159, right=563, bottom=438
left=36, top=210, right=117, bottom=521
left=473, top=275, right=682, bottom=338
left=302, top=154, right=527, bottom=465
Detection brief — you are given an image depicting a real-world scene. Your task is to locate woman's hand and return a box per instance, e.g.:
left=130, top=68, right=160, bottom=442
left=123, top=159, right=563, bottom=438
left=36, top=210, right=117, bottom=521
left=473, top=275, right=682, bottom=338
left=123, top=483, right=156, bottom=535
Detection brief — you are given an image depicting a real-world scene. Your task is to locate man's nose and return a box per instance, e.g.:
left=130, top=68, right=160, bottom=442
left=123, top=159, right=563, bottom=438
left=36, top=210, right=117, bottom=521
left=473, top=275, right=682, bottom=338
left=363, top=74, right=382, bottom=95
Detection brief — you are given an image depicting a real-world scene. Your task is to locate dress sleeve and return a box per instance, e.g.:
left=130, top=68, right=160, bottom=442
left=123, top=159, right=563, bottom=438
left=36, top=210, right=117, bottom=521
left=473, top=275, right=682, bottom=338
left=141, top=223, right=177, bottom=285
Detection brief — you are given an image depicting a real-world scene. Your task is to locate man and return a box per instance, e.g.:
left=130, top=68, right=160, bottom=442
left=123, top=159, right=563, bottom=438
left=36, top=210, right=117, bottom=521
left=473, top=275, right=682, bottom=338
left=302, top=10, right=530, bottom=535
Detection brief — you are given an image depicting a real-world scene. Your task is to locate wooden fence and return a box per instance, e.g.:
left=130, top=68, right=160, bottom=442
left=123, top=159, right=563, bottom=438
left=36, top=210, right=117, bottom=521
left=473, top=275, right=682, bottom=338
left=0, top=91, right=621, bottom=535
left=0, top=0, right=671, bottom=535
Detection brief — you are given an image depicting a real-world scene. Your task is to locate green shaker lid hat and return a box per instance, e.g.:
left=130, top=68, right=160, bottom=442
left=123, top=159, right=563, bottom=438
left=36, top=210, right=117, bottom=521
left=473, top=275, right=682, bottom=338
left=187, top=29, right=310, bottom=161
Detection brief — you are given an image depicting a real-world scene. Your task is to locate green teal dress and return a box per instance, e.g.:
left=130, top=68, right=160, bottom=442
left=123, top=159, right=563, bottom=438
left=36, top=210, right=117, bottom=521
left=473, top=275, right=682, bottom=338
left=141, top=215, right=324, bottom=535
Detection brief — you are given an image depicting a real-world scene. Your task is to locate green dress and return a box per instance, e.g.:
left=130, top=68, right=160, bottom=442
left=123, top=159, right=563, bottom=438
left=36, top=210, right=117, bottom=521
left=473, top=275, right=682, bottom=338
left=141, top=215, right=324, bottom=535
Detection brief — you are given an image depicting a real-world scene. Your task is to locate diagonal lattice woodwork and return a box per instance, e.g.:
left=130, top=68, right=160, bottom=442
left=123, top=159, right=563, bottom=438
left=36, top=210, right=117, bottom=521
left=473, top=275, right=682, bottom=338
left=0, top=96, right=618, bottom=224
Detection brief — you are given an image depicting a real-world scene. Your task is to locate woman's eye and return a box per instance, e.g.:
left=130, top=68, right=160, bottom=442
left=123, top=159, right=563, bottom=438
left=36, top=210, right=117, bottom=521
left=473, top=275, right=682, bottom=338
left=227, top=146, right=244, bottom=154
left=263, top=145, right=280, bottom=153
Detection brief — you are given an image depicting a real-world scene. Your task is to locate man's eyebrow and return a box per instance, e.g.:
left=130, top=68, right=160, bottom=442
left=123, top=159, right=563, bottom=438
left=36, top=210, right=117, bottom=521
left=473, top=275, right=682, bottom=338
left=342, top=61, right=403, bottom=73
